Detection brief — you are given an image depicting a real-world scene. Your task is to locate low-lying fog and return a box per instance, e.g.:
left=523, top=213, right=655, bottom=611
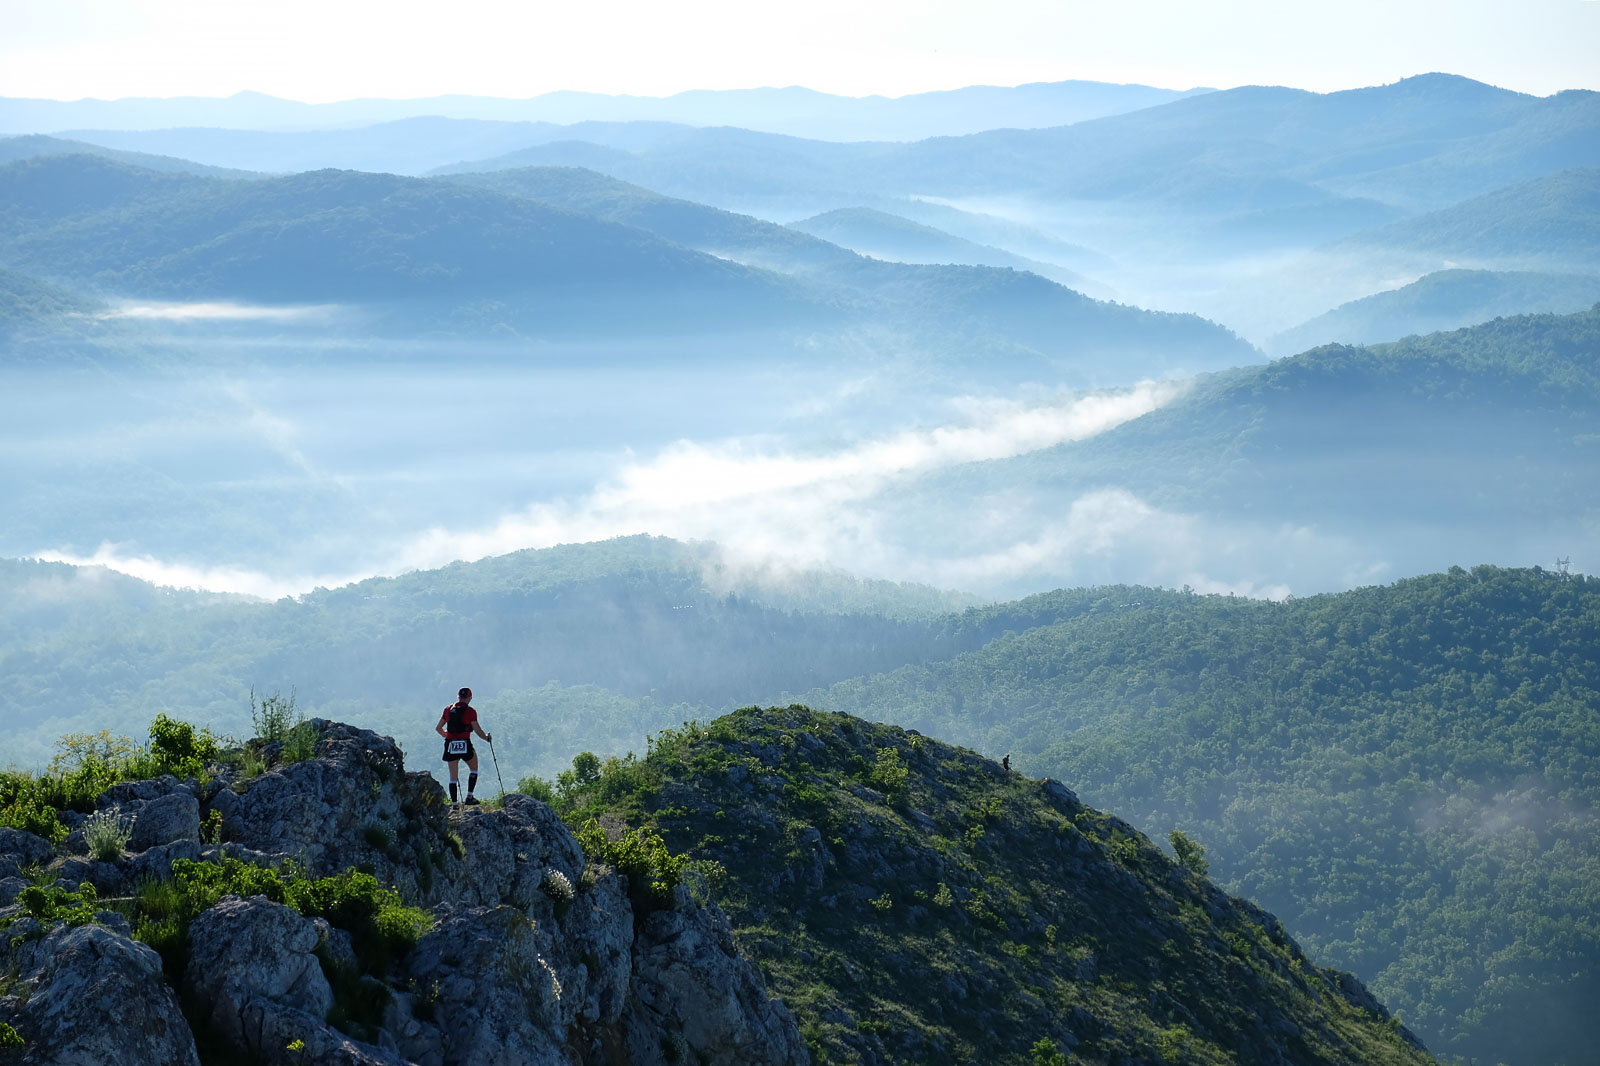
left=6, top=307, right=1577, bottom=602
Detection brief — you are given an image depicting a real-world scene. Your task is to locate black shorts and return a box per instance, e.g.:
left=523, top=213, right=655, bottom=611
left=442, top=737, right=475, bottom=762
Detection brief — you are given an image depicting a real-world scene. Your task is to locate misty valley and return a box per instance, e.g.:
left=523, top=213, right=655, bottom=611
left=1, top=73, right=1597, bottom=1066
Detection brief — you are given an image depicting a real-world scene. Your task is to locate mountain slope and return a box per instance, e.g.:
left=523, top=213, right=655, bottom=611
left=0, top=155, right=812, bottom=325
left=891, top=307, right=1600, bottom=587
left=53, top=117, right=693, bottom=176
left=556, top=704, right=1435, bottom=1066
left=789, top=206, right=1098, bottom=291
left=1268, top=269, right=1600, bottom=353
left=0, top=132, right=258, bottom=178
left=806, top=567, right=1600, bottom=1066
left=0, top=153, right=1251, bottom=369
left=0, top=267, right=96, bottom=329
left=440, top=165, right=857, bottom=272
left=1331, top=167, right=1600, bottom=272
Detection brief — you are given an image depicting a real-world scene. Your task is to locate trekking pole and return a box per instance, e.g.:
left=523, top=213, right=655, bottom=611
left=487, top=735, right=506, bottom=800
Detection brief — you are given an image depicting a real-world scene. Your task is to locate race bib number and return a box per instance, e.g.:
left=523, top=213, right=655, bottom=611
left=446, top=739, right=469, bottom=755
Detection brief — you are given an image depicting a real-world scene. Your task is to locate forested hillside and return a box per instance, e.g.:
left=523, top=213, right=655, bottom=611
left=809, top=566, right=1600, bottom=1066
left=4, top=533, right=1594, bottom=1063
left=0, top=537, right=969, bottom=774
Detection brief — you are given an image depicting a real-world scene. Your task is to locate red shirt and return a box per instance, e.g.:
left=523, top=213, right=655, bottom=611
left=440, top=702, right=478, bottom=739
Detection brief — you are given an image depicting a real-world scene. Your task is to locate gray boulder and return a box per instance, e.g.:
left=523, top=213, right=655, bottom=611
left=450, top=794, right=585, bottom=912
left=0, top=829, right=54, bottom=868
left=0, top=923, right=200, bottom=1066
left=184, top=896, right=334, bottom=1053
left=128, top=790, right=201, bottom=850
left=550, top=870, right=634, bottom=1031
left=401, top=904, right=571, bottom=1066
left=98, top=775, right=193, bottom=806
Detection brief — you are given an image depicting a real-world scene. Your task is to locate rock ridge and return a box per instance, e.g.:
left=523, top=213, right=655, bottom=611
left=0, top=718, right=804, bottom=1066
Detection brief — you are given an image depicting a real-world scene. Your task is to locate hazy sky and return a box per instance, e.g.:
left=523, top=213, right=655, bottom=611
left=3, top=0, right=1597, bottom=101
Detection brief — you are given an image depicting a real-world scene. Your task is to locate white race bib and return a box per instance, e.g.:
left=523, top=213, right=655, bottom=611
left=446, top=739, right=469, bottom=755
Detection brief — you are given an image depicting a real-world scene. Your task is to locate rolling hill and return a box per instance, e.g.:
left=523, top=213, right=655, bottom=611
left=890, top=307, right=1600, bottom=585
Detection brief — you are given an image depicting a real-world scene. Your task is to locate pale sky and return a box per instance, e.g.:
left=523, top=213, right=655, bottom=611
left=2, top=0, right=1597, bottom=102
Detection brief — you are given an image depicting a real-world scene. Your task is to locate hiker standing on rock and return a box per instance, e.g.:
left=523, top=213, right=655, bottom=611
left=437, top=686, right=492, bottom=806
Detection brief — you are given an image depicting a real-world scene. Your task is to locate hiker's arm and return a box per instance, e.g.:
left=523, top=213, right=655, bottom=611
left=435, top=715, right=448, bottom=738
left=473, top=722, right=492, bottom=742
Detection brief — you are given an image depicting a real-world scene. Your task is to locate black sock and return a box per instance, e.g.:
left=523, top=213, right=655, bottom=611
left=449, top=781, right=458, bottom=802
left=468, top=772, right=479, bottom=796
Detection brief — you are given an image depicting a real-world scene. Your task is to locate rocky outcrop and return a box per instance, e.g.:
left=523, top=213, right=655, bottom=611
left=618, top=889, right=808, bottom=1066
left=211, top=721, right=461, bottom=904
left=0, top=921, right=201, bottom=1066
left=185, top=896, right=335, bottom=1052
left=0, top=721, right=804, bottom=1066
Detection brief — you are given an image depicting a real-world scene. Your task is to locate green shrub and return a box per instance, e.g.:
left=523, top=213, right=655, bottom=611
left=83, top=809, right=131, bottom=861
left=575, top=818, right=687, bottom=909
left=516, top=775, right=556, bottom=804
left=868, top=747, right=909, bottom=797
left=0, top=781, right=67, bottom=844
left=0, top=1022, right=22, bottom=1049
left=10, top=883, right=98, bottom=927
left=1169, top=830, right=1210, bottom=878
left=554, top=752, right=602, bottom=808
left=148, top=713, right=220, bottom=772
left=1031, top=1038, right=1069, bottom=1066
left=250, top=688, right=302, bottom=743
left=281, top=721, right=319, bottom=764
left=141, top=858, right=432, bottom=977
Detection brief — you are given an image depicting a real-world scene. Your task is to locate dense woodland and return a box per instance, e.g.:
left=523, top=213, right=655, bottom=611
left=4, top=537, right=1595, bottom=1064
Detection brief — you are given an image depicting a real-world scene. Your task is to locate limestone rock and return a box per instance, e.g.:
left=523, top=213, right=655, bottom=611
left=619, top=887, right=808, bottom=1066
left=184, top=895, right=334, bottom=1053
left=402, top=903, right=570, bottom=1066
left=0, top=828, right=54, bottom=868
left=128, top=790, right=201, bottom=850
left=0, top=923, right=200, bottom=1066
left=219, top=721, right=462, bottom=903
left=449, top=794, right=585, bottom=912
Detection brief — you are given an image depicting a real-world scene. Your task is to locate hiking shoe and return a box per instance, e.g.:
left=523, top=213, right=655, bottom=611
left=464, top=796, right=481, bottom=806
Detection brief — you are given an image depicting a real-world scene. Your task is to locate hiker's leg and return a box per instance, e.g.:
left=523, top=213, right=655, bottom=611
left=447, top=759, right=460, bottom=803
left=466, top=753, right=480, bottom=801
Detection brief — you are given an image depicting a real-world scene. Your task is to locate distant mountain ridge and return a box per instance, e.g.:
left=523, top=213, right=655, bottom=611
left=0, top=80, right=1214, bottom=142
left=434, top=74, right=1600, bottom=220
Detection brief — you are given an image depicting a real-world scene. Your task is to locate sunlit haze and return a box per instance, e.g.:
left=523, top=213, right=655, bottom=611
left=4, top=0, right=1598, bottom=101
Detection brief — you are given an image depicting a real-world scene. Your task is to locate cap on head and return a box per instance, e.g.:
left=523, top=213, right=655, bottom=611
left=458, top=687, right=472, bottom=701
